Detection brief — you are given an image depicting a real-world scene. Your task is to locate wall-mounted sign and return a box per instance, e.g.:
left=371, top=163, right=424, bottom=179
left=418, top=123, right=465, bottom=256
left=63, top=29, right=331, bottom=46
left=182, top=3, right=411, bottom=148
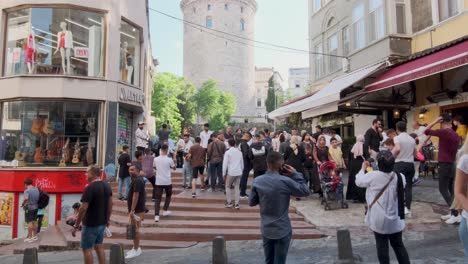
left=119, top=87, right=145, bottom=105
left=74, top=47, right=89, bottom=58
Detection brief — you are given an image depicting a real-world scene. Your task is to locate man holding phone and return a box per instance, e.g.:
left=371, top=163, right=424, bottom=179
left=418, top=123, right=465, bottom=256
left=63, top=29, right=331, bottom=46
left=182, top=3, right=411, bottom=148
left=249, top=152, right=310, bottom=264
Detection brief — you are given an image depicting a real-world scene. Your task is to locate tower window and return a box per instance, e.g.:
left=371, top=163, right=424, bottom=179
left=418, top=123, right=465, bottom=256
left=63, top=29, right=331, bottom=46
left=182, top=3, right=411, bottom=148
left=240, top=19, right=245, bottom=31
left=225, top=4, right=229, bottom=10
left=206, top=17, right=213, bottom=28
left=241, top=6, right=244, bottom=13
left=208, top=4, right=211, bottom=11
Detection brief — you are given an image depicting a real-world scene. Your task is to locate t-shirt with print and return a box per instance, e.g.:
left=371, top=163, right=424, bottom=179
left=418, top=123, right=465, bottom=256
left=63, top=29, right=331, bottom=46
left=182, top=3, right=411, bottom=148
left=80, top=181, right=112, bottom=227
left=458, top=155, right=468, bottom=218
left=24, top=187, right=40, bottom=210
left=127, top=177, right=146, bottom=214
left=154, top=155, right=174, bottom=185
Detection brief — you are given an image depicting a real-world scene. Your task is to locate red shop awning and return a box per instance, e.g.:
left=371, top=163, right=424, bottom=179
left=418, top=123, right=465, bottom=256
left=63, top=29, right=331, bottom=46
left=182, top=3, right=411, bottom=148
left=365, top=40, right=468, bottom=92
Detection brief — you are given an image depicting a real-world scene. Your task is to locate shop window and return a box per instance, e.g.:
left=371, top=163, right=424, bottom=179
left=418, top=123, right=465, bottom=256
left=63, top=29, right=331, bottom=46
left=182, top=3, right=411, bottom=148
left=438, top=0, right=459, bottom=22
left=369, top=0, right=385, bottom=42
left=120, top=20, right=141, bottom=87
left=327, top=33, right=339, bottom=73
left=4, top=8, right=105, bottom=77
left=0, top=101, right=100, bottom=168
left=352, top=2, right=365, bottom=50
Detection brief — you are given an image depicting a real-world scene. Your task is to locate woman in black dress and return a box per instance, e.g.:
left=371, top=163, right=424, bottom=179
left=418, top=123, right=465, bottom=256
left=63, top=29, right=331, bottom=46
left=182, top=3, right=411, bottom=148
left=284, top=136, right=306, bottom=174
left=313, top=135, right=333, bottom=165
left=346, top=135, right=366, bottom=202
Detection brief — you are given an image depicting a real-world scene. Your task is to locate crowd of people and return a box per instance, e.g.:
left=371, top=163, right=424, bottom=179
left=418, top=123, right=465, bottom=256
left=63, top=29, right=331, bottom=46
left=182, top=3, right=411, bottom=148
left=16, top=113, right=466, bottom=264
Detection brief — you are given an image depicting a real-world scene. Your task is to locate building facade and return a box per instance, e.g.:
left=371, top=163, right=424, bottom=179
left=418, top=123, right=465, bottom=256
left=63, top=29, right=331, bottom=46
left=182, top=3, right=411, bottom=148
left=255, top=67, right=282, bottom=122
left=0, top=0, right=153, bottom=239
left=288, top=67, right=310, bottom=98
left=180, top=0, right=258, bottom=123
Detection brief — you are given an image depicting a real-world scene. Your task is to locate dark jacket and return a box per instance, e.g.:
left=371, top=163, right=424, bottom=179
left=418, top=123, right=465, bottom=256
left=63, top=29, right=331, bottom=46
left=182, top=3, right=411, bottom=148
left=249, top=141, right=270, bottom=172
left=240, top=140, right=251, bottom=167
left=284, top=145, right=306, bottom=173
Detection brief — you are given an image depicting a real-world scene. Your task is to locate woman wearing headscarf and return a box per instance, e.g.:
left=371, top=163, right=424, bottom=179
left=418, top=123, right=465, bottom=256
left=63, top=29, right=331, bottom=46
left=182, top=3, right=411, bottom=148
left=284, top=136, right=306, bottom=174
left=346, top=135, right=366, bottom=202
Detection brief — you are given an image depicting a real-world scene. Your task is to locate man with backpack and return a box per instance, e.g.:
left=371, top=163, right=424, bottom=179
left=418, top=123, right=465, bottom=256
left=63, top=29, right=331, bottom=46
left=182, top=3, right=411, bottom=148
left=36, top=187, right=50, bottom=234
left=22, top=178, right=40, bottom=242
left=250, top=134, right=270, bottom=178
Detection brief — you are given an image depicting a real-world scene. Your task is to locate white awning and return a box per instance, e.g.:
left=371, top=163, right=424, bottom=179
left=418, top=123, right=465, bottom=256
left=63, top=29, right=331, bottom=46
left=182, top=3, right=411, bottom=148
left=268, top=62, right=384, bottom=120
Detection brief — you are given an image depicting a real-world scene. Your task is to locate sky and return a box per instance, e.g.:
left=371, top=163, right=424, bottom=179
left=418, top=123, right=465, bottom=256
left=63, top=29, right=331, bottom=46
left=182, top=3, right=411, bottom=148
left=149, top=0, right=309, bottom=88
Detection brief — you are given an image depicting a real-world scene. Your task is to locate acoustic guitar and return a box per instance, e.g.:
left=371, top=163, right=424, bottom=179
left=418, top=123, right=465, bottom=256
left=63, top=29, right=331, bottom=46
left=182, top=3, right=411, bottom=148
left=72, top=139, right=81, bottom=164
left=31, top=118, right=44, bottom=134
left=42, top=118, right=55, bottom=135
left=33, top=147, right=44, bottom=163
left=14, top=151, right=26, bottom=167
left=59, top=138, right=70, bottom=167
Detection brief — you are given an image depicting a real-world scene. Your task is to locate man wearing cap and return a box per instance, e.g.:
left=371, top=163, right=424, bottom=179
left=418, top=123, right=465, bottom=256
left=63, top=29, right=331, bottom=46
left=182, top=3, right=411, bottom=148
left=135, top=121, right=149, bottom=152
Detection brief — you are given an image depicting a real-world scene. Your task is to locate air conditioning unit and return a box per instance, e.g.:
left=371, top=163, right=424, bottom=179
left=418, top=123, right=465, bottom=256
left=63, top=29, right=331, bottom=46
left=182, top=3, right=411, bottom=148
left=342, top=58, right=350, bottom=73
left=426, top=91, right=459, bottom=103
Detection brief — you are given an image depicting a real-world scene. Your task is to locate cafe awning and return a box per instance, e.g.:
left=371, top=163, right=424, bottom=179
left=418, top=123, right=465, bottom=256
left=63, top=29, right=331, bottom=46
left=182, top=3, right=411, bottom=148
left=269, top=62, right=384, bottom=119
left=365, top=39, right=468, bottom=92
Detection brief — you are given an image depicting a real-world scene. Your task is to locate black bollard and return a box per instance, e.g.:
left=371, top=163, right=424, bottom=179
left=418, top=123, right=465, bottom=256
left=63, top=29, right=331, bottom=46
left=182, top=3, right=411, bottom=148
left=23, top=247, right=38, bottom=264
left=337, top=229, right=355, bottom=263
left=109, top=243, right=125, bottom=264
left=212, top=236, right=228, bottom=264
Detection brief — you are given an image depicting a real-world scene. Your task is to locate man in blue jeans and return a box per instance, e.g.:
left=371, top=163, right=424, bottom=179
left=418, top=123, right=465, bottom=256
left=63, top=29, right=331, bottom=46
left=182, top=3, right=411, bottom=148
left=207, top=133, right=226, bottom=192
left=73, top=165, right=113, bottom=264
left=249, top=151, right=310, bottom=264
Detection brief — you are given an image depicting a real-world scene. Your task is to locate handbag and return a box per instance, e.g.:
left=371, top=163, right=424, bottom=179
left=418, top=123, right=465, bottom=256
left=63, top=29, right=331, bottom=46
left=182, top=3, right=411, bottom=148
left=126, top=216, right=136, bottom=240
left=365, top=173, right=395, bottom=215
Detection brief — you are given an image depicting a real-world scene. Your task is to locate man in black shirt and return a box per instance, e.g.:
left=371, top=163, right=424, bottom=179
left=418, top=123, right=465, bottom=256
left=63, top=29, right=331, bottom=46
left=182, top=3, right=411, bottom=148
left=364, top=119, right=383, bottom=159
left=125, top=162, right=146, bottom=259
left=239, top=132, right=252, bottom=199
left=312, top=125, right=322, bottom=141
left=118, top=145, right=131, bottom=200
left=73, top=165, right=112, bottom=264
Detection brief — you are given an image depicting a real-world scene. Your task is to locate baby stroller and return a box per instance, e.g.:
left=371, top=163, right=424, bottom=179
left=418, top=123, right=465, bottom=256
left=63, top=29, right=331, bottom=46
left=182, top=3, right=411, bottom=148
left=319, top=161, right=348, bottom=211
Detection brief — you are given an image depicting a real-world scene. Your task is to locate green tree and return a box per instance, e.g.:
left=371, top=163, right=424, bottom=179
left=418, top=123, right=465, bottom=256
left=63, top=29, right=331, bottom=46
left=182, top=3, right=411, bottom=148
left=152, top=73, right=185, bottom=138
left=177, top=83, right=196, bottom=129
left=265, top=87, right=276, bottom=113
left=193, top=79, right=236, bottom=131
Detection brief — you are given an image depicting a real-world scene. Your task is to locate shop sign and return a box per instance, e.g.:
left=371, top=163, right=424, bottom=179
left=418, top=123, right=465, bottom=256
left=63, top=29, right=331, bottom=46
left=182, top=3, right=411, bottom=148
left=119, top=87, right=145, bottom=105
left=74, top=47, right=89, bottom=58
left=0, top=170, right=86, bottom=193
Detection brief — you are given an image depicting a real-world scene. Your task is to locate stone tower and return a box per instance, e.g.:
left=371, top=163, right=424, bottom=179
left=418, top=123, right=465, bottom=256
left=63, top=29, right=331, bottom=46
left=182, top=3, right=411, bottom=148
left=180, top=0, right=258, bottom=123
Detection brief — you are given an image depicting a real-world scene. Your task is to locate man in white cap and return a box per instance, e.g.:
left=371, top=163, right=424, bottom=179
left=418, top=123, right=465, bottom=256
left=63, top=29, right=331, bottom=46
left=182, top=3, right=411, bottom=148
left=135, top=121, right=149, bottom=152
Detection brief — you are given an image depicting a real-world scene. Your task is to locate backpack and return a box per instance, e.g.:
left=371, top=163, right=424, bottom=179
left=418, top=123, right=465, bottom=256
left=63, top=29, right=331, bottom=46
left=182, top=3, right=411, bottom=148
left=37, top=188, right=50, bottom=209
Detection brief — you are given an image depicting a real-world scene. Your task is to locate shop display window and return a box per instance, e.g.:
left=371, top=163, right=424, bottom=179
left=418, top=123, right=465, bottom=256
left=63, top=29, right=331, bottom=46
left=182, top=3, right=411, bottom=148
left=120, top=20, right=140, bottom=87
left=0, top=101, right=99, bottom=168
left=4, top=8, right=105, bottom=77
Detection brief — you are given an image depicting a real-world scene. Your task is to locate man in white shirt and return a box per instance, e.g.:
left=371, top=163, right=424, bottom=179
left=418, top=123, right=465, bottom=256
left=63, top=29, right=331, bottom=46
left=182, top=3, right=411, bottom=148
left=222, top=139, right=244, bottom=209
left=324, top=129, right=332, bottom=147
left=392, top=121, right=416, bottom=217
left=153, top=145, right=176, bottom=222
left=200, top=123, right=213, bottom=149
left=135, top=121, right=149, bottom=152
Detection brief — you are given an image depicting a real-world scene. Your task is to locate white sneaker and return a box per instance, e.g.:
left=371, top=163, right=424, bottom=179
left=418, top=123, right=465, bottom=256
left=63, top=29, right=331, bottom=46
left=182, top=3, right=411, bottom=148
left=30, top=236, right=38, bottom=242
left=446, top=215, right=462, bottom=225
left=125, top=248, right=136, bottom=259
left=441, top=213, right=452, bottom=221
left=134, top=247, right=142, bottom=257
left=162, top=210, right=172, bottom=217
left=404, top=207, right=410, bottom=215
left=154, top=215, right=160, bottom=222
left=24, top=237, right=32, bottom=243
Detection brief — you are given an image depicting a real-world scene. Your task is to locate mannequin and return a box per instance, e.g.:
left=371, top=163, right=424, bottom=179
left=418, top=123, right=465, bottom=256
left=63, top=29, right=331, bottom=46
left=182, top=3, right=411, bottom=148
left=54, top=21, right=73, bottom=74
left=25, top=27, right=36, bottom=74
left=120, top=41, right=129, bottom=81
left=126, top=49, right=134, bottom=84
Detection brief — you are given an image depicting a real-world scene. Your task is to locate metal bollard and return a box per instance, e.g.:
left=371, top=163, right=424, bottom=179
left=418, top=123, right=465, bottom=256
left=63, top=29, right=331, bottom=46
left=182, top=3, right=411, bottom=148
left=336, top=229, right=356, bottom=264
left=212, top=236, right=228, bottom=264
left=109, top=243, right=125, bottom=264
left=23, top=247, right=39, bottom=264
